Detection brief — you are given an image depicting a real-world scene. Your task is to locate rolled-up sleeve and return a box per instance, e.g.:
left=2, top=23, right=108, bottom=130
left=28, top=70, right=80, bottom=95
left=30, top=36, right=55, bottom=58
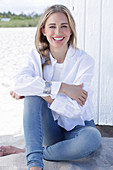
left=50, top=55, right=95, bottom=118
left=12, top=53, right=61, bottom=98
left=50, top=93, right=84, bottom=118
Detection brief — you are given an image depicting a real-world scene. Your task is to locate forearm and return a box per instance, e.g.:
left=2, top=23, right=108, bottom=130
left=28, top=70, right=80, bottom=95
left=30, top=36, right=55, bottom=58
left=58, top=82, right=88, bottom=106
left=13, top=74, right=61, bottom=99
left=58, top=82, right=67, bottom=93
left=42, top=82, right=75, bottom=105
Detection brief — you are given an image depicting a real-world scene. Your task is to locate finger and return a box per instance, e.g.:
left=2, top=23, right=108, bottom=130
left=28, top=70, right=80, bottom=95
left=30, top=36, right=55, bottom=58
left=15, top=94, right=20, bottom=100
left=82, top=93, right=87, bottom=100
left=16, top=94, right=24, bottom=100
left=11, top=92, right=15, bottom=98
left=10, top=91, right=13, bottom=95
left=77, top=98, right=84, bottom=106
left=12, top=92, right=18, bottom=99
left=10, top=91, right=15, bottom=97
left=83, top=90, right=88, bottom=97
left=80, top=97, right=86, bottom=105
left=15, top=95, right=19, bottom=100
left=79, top=96, right=86, bottom=104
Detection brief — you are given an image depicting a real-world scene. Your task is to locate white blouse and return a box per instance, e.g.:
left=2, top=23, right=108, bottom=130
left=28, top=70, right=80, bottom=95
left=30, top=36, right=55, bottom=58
left=13, top=45, right=95, bottom=131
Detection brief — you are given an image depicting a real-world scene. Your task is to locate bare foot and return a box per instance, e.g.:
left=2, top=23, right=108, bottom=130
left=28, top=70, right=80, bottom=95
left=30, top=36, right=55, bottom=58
left=0, top=145, right=25, bottom=157
left=30, top=167, right=42, bottom=170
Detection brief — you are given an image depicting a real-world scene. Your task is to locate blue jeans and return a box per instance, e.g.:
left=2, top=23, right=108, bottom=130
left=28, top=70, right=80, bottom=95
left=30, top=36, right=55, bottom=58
left=23, top=96, right=101, bottom=169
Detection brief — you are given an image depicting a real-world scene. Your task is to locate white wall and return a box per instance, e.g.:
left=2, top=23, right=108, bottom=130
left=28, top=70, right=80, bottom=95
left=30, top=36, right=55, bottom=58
left=70, top=0, right=113, bottom=125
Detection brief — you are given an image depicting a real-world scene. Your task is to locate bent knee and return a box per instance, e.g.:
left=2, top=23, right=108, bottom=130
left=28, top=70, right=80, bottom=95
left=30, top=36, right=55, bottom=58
left=24, top=96, right=46, bottom=112
left=80, top=127, right=101, bottom=151
left=25, top=95, right=43, bottom=100
left=89, top=127, right=101, bottom=148
left=24, top=96, right=44, bottom=104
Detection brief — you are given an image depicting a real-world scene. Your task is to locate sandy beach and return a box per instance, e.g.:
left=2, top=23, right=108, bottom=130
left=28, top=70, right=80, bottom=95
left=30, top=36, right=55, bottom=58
left=0, top=27, right=36, bottom=169
left=0, top=27, right=37, bottom=136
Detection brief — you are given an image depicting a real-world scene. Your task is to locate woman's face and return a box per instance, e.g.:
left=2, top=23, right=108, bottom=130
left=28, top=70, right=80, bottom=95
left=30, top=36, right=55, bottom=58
left=42, top=12, right=72, bottom=50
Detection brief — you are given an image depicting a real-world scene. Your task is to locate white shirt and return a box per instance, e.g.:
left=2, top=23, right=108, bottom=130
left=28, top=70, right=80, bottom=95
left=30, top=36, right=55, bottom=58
left=52, top=62, right=64, bottom=81
left=13, top=45, right=95, bottom=131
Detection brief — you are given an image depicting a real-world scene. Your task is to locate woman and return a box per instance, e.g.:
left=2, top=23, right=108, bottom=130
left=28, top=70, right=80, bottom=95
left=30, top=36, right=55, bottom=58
left=10, top=4, right=101, bottom=170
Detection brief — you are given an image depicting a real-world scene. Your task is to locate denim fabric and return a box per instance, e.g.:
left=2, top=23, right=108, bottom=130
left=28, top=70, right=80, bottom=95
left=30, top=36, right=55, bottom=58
left=23, top=96, right=101, bottom=169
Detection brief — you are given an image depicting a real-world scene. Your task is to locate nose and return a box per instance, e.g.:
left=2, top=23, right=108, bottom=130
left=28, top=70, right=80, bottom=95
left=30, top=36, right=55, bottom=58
left=55, top=27, right=61, bottom=35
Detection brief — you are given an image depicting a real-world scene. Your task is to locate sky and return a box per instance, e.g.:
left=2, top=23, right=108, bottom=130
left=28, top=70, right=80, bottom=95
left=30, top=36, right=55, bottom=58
left=0, top=0, right=71, bottom=15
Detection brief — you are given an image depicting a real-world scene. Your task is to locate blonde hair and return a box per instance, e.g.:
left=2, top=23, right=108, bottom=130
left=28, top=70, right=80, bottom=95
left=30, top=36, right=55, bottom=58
left=35, top=4, right=77, bottom=65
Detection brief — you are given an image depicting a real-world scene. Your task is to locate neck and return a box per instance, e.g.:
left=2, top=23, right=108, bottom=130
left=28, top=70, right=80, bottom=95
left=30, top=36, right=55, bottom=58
left=50, top=45, right=68, bottom=63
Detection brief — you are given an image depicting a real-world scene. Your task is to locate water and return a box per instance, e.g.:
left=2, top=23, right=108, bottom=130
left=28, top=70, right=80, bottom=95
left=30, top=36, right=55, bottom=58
left=0, top=27, right=37, bottom=135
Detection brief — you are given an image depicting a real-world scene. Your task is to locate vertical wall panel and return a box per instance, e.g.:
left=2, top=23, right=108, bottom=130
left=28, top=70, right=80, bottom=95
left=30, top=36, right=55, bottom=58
left=85, top=0, right=102, bottom=124
left=70, top=0, right=86, bottom=49
left=99, top=0, right=113, bottom=125
left=70, top=0, right=113, bottom=125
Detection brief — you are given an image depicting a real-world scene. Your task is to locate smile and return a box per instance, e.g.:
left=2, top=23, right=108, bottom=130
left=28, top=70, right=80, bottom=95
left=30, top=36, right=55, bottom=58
left=53, top=37, right=64, bottom=41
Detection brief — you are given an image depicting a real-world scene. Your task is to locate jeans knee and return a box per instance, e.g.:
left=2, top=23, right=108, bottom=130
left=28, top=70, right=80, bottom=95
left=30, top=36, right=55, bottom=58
left=93, top=128, right=101, bottom=148
left=85, top=127, right=101, bottom=151
left=25, top=95, right=43, bottom=102
left=24, top=96, right=44, bottom=107
left=24, top=96, right=45, bottom=117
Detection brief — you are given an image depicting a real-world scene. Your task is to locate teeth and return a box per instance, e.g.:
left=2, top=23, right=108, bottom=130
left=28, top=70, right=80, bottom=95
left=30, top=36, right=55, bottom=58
left=54, top=37, right=64, bottom=41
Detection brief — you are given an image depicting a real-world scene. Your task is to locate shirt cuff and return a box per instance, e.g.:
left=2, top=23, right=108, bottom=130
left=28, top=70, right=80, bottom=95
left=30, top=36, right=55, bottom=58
left=50, top=94, right=83, bottom=118
left=50, top=93, right=66, bottom=112
left=50, top=81, right=61, bottom=99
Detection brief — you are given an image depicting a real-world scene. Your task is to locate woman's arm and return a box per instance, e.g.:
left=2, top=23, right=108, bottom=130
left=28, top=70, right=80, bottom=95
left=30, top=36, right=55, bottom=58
left=10, top=82, right=87, bottom=106
left=59, top=83, right=88, bottom=106
left=49, top=56, right=95, bottom=118
left=10, top=91, right=54, bottom=104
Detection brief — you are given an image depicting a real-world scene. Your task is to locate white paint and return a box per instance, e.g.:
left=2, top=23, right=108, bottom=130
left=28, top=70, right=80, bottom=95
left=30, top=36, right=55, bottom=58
left=70, top=0, right=113, bottom=125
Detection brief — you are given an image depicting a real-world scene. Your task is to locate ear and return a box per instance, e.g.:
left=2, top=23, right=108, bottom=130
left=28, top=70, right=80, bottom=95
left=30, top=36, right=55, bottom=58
left=41, top=27, right=46, bottom=36
left=70, top=29, right=72, bottom=35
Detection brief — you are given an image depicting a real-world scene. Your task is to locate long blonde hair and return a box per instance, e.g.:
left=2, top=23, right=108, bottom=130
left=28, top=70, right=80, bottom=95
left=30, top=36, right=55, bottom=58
left=35, top=4, right=77, bottom=65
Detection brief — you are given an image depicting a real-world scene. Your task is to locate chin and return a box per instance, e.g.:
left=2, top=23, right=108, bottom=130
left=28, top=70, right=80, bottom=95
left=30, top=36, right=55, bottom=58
left=53, top=42, right=67, bottom=48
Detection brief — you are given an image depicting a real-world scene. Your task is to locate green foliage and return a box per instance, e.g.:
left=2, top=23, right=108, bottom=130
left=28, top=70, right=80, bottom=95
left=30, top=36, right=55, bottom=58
left=10, top=16, right=24, bottom=20
left=0, top=17, right=40, bottom=27
left=0, top=11, right=40, bottom=27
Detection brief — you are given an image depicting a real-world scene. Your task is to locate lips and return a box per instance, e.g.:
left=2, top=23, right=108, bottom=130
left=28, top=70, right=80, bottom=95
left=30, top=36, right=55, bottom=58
left=53, top=37, right=64, bottom=41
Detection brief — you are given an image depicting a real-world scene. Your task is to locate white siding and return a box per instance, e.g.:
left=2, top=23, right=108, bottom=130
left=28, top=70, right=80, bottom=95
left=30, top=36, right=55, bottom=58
left=70, top=0, right=113, bottom=125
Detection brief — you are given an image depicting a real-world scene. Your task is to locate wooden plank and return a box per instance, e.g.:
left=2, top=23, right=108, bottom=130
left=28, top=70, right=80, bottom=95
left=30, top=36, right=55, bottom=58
left=70, top=0, right=113, bottom=125
left=84, top=0, right=102, bottom=124
left=71, top=0, right=86, bottom=49
left=99, top=0, right=113, bottom=125
left=72, top=0, right=102, bottom=124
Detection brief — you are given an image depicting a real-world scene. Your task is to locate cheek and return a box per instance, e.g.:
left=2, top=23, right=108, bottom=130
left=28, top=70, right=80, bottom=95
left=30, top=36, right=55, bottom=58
left=65, top=31, right=72, bottom=39
left=45, top=30, right=54, bottom=38
left=45, top=32, right=53, bottom=42
left=63, top=29, right=72, bottom=35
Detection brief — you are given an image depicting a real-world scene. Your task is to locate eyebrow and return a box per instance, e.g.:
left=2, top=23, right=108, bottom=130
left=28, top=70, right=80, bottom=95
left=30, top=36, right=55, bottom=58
left=48, top=23, right=69, bottom=25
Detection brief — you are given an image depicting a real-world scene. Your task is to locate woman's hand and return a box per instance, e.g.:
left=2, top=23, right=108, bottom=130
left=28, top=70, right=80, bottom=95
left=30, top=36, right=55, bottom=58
left=10, top=91, right=24, bottom=100
left=41, top=96, right=54, bottom=104
left=59, top=83, right=88, bottom=106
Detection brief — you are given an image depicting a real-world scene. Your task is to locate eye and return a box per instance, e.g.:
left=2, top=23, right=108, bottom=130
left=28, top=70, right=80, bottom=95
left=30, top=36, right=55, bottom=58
left=61, top=25, right=68, bottom=28
left=49, top=26, right=56, bottom=28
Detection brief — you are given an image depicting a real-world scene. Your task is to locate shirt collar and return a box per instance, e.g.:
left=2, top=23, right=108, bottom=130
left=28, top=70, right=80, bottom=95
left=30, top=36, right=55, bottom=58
left=65, top=45, right=77, bottom=61
left=49, top=51, right=57, bottom=64
left=49, top=44, right=76, bottom=64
